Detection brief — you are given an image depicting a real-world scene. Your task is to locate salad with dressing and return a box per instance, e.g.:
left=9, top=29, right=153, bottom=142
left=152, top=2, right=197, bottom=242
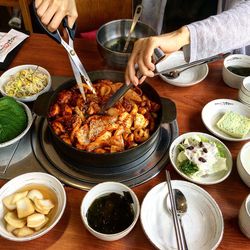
left=176, top=135, right=227, bottom=178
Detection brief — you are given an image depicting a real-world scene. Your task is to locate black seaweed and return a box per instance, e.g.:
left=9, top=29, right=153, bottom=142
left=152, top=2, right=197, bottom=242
left=86, top=192, right=135, bottom=234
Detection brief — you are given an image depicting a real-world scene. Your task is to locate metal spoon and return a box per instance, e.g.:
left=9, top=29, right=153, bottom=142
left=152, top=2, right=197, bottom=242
left=123, top=5, right=143, bottom=53
left=167, top=189, right=188, bottom=250
left=163, top=62, right=207, bottom=79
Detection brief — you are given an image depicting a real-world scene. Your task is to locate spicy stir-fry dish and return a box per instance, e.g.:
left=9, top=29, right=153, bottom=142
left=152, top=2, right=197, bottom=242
left=48, top=80, right=161, bottom=153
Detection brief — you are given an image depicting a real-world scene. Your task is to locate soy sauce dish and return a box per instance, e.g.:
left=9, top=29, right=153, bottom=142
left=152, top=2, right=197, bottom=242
left=80, top=182, right=140, bottom=241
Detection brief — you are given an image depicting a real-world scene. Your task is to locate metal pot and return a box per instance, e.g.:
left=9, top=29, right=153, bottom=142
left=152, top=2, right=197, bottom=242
left=33, top=70, right=176, bottom=169
left=96, top=19, right=157, bottom=69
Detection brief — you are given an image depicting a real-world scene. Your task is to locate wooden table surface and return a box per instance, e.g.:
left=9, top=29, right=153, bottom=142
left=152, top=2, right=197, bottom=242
left=0, top=33, right=249, bottom=250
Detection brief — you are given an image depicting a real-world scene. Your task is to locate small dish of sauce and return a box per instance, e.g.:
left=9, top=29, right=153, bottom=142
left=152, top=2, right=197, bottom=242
left=227, top=66, right=250, bottom=77
left=104, top=37, right=136, bottom=53
left=86, top=192, right=134, bottom=234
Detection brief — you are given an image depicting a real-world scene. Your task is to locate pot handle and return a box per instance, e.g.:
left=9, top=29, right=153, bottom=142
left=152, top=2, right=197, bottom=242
left=160, top=97, right=176, bottom=124
left=33, top=91, right=54, bottom=117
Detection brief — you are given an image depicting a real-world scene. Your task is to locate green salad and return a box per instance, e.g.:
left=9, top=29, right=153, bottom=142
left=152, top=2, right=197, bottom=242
left=176, top=135, right=227, bottom=178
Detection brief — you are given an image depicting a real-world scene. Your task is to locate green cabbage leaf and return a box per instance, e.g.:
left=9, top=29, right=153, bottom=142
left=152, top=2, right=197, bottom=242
left=0, top=97, right=27, bottom=143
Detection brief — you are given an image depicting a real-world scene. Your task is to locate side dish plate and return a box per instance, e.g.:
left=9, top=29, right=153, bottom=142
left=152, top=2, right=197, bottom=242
left=201, top=99, right=250, bottom=141
left=140, top=180, right=224, bottom=250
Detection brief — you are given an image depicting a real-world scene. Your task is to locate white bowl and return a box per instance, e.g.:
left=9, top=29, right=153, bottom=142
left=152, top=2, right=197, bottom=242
left=238, top=76, right=250, bottom=107
left=169, top=132, right=233, bottom=185
left=156, top=51, right=209, bottom=87
left=239, top=194, right=250, bottom=238
left=0, top=172, right=66, bottom=241
left=237, top=141, right=250, bottom=187
left=81, top=181, right=140, bottom=241
left=222, top=54, right=250, bottom=89
left=0, top=101, right=33, bottom=148
left=201, top=99, right=250, bottom=141
left=0, top=64, right=51, bottom=102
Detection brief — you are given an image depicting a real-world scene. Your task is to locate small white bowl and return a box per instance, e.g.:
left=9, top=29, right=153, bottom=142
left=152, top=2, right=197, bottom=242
left=0, top=101, right=33, bottom=148
left=239, top=76, right=250, bottom=107
left=0, top=65, right=51, bottom=102
left=169, top=132, right=233, bottom=185
left=222, top=54, right=250, bottom=89
left=81, top=181, right=140, bottom=241
left=239, top=194, right=250, bottom=238
left=0, top=172, right=66, bottom=241
left=156, top=51, right=209, bottom=87
left=237, top=141, right=250, bottom=187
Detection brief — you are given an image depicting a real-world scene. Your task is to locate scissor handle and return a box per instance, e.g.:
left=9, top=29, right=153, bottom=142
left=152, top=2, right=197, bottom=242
left=32, top=1, right=76, bottom=44
left=62, top=18, right=77, bottom=41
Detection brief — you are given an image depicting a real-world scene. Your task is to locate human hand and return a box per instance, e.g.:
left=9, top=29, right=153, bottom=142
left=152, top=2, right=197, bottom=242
left=35, top=0, right=78, bottom=32
left=125, top=26, right=190, bottom=85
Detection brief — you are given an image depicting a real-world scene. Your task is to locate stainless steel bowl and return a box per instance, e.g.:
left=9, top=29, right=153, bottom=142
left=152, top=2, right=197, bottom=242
left=96, top=19, right=157, bottom=69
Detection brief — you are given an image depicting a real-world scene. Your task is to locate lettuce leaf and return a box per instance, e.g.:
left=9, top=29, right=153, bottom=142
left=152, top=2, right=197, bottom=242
left=0, top=97, right=27, bottom=143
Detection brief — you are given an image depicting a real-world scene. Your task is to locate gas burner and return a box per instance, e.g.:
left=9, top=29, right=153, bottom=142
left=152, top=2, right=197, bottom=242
left=31, top=117, right=178, bottom=190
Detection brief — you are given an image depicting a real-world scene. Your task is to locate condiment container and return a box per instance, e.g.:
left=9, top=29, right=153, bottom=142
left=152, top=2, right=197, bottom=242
left=238, top=76, right=250, bottom=107
left=239, top=194, right=250, bottom=238
left=237, top=141, right=250, bottom=187
left=80, top=182, right=140, bottom=241
left=222, top=54, right=250, bottom=89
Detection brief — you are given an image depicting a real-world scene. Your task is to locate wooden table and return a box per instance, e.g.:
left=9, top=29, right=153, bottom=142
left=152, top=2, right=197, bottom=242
left=0, top=33, right=249, bottom=250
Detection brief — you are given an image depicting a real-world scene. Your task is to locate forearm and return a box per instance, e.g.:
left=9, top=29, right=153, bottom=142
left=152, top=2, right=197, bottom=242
left=186, top=1, right=250, bottom=62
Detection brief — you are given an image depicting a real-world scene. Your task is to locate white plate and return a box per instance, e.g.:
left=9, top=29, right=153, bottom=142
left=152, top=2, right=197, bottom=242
left=0, top=64, right=51, bottom=102
left=169, top=132, right=233, bottom=185
left=140, top=180, right=224, bottom=250
left=201, top=99, right=250, bottom=141
left=156, top=51, right=209, bottom=87
left=0, top=101, right=33, bottom=148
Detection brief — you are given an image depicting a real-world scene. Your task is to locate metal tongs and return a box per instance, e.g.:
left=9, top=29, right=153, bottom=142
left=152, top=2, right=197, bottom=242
left=33, top=2, right=96, bottom=100
left=100, top=54, right=166, bottom=113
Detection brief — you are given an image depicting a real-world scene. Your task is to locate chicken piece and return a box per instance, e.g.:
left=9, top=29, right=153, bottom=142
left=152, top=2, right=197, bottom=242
left=94, top=148, right=107, bottom=153
left=87, top=102, right=100, bottom=115
left=75, top=124, right=90, bottom=146
left=100, top=85, right=111, bottom=96
left=49, top=103, right=60, bottom=117
left=70, top=115, right=82, bottom=141
left=57, top=90, right=72, bottom=104
left=60, top=134, right=72, bottom=145
left=74, top=106, right=85, bottom=121
left=110, top=145, right=124, bottom=153
left=134, top=113, right=149, bottom=129
left=124, top=89, right=142, bottom=102
left=95, top=131, right=112, bottom=142
left=51, top=121, right=65, bottom=135
left=114, top=126, right=125, bottom=136
left=110, top=135, right=124, bottom=149
left=86, top=141, right=109, bottom=152
left=130, top=103, right=138, bottom=116
left=106, top=107, right=120, bottom=117
left=110, top=82, right=123, bottom=93
left=62, top=104, right=73, bottom=116
left=76, top=96, right=85, bottom=110
left=88, top=116, right=118, bottom=141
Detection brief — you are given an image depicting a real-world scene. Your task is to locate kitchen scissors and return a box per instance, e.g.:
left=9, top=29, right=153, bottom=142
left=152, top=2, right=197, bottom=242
left=33, top=4, right=96, bottom=100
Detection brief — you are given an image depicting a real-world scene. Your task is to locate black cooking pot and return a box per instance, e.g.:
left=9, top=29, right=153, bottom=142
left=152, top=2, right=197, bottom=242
left=33, top=70, right=176, bottom=169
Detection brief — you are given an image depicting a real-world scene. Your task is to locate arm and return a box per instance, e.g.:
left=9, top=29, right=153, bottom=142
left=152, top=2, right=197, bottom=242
left=125, top=26, right=190, bottom=85
left=35, top=0, right=78, bottom=32
left=186, top=1, right=250, bottom=62
left=125, top=1, right=250, bottom=85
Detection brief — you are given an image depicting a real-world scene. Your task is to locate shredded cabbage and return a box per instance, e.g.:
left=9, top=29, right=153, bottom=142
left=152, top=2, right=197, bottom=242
left=4, top=67, right=48, bottom=98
